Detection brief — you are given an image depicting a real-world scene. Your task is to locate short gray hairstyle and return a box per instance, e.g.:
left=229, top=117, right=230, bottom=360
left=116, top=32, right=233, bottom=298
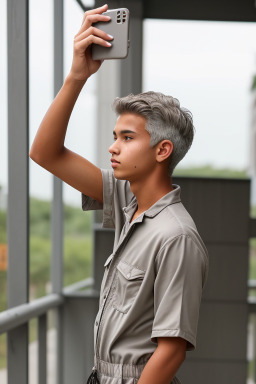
left=112, top=91, right=194, bottom=176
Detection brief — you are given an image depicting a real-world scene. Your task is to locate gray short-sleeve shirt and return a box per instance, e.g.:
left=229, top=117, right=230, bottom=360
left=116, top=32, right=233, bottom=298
left=82, top=169, right=208, bottom=365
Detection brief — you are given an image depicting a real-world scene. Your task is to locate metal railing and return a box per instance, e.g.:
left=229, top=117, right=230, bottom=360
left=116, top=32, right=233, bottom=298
left=0, top=277, right=94, bottom=384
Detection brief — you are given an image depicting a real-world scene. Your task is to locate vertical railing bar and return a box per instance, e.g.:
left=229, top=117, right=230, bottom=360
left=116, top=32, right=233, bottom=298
left=52, top=1, right=64, bottom=384
left=56, top=307, right=64, bottom=384
left=38, top=314, right=47, bottom=384
left=254, top=314, right=256, bottom=383
left=7, top=0, right=29, bottom=383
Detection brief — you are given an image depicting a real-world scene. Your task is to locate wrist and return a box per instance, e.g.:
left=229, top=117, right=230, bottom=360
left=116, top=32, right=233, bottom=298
left=65, top=73, right=88, bottom=89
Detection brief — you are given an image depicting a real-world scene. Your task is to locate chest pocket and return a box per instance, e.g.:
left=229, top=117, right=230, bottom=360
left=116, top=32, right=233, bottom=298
left=113, top=260, right=145, bottom=314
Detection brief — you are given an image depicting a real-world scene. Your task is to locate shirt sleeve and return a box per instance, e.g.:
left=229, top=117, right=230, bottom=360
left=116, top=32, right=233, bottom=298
left=151, top=234, right=208, bottom=351
left=81, top=169, right=133, bottom=229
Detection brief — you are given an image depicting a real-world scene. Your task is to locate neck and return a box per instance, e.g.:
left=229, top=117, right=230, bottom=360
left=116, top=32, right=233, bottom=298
left=130, top=173, right=173, bottom=218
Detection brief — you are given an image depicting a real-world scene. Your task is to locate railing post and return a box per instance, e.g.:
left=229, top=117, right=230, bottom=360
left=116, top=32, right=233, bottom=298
left=7, top=1, right=29, bottom=384
left=38, top=314, right=47, bottom=384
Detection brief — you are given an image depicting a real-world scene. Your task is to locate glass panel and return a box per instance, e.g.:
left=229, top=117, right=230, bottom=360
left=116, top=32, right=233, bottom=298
left=0, top=0, right=8, bottom=381
left=62, top=0, right=97, bottom=286
left=143, top=19, right=256, bottom=178
left=29, top=0, right=53, bottom=300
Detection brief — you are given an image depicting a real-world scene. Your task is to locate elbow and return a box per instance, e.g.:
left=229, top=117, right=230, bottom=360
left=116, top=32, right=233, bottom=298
left=29, top=147, right=41, bottom=165
left=29, top=145, right=47, bottom=167
left=29, top=148, right=35, bottom=161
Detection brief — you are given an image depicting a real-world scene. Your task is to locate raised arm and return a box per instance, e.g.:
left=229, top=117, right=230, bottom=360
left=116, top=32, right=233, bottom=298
left=29, top=4, right=113, bottom=203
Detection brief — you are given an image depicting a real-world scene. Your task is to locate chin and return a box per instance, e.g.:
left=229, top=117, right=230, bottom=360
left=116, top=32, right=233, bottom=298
left=113, top=170, right=130, bottom=181
left=113, top=174, right=129, bottom=181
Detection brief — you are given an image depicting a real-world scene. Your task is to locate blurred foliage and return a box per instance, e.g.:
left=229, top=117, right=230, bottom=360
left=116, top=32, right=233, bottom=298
left=250, top=238, right=256, bottom=281
left=30, top=197, right=91, bottom=238
left=251, top=74, right=256, bottom=91
left=0, top=272, right=7, bottom=312
left=0, top=209, right=7, bottom=243
left=29, top=197, right=93, bottom=296
left=0, top=197, right=93, bottom=307
left=173, top=165, right=248, bottom=179
left=0, top=333, right=6, bottom=369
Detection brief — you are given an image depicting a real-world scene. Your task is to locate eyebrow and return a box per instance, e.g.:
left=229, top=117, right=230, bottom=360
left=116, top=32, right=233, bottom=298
left=113, top=129, right=137, bottom=136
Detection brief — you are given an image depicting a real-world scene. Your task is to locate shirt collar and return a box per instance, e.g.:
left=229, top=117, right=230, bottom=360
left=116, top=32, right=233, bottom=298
left=123, top=184, right=181, bottom=222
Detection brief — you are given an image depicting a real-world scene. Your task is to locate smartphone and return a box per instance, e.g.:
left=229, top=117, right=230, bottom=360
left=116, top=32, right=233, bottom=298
left=92, top=8, right=130, bottom=60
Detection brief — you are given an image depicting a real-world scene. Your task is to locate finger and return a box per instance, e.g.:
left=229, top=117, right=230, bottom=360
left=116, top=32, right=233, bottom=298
left=81, top=4, right=108, bottom=26
left=74, top=26, right=113, bottom=43
left=76, top=35, right=112, bottom=52
left=77, top=13, right=110, bottom=36
left=80, top=12, right=110, bottom=28
left=84, top=3, right=108, bottom=16
left=83, top=13, right=111, bottom=31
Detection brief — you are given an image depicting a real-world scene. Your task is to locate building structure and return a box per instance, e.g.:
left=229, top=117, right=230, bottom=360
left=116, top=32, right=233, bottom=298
left=0, top=1, right=256, bottom=384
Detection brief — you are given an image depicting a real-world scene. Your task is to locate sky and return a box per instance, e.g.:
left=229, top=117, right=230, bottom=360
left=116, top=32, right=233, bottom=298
left=1, top=0, right=256, bottom=206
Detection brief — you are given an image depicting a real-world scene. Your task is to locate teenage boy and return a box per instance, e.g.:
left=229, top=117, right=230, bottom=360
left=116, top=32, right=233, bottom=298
left=29, top=4, right=208, bottom=384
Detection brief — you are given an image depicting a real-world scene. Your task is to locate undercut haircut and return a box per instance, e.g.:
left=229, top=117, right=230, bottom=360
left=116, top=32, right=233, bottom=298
left=112, top=91, right=194, bottom=176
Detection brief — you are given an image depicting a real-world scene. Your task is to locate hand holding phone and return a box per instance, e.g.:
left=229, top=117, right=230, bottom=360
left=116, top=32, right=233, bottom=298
left=69, top=4, right=113, bottom=82
left=92, top=8, right=130, bottom=60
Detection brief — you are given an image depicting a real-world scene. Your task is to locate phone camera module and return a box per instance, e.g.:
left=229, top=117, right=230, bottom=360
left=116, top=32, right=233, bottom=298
left=117, top=12, right=121, bottom=23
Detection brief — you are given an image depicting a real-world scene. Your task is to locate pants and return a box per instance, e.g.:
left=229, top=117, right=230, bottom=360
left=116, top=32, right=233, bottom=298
left=95, top=357, right=182, bottom=384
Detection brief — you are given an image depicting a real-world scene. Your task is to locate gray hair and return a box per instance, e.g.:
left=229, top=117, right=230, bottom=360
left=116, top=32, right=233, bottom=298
left=112, top=91, right=194, bottom=176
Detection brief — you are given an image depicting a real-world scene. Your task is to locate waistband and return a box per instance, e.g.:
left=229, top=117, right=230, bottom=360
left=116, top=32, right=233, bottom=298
left=95, top=358, right=146, bottom=379
left=95, top=357, right=182, bottom=383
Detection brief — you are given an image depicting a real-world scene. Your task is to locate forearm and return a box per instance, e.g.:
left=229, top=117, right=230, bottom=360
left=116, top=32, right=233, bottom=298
left=138, top=338, right=186, bottom=384
left=30, top=4, right=111, bottom=167
left=29, top=74, right=87, bottom=164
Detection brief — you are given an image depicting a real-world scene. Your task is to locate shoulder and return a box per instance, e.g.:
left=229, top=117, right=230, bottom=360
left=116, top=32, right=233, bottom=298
left=153, top=202, right=208, bottom=274
left=150, top=198, right=203, bottom=247
left=155, top=232, right=208, bottom=289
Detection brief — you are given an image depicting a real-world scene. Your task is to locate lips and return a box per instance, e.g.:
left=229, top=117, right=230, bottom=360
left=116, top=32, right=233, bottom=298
left=110, top=158, right=120, bottom=168
left=111, top=158, right=120, bottom=164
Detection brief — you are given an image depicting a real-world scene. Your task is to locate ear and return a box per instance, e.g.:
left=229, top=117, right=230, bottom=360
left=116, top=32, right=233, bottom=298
left=155, top=140, right=173, bottom=163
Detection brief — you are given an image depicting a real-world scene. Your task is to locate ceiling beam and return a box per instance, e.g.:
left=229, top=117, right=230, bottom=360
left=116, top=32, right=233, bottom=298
left=143, top=0, right=256, bottom=22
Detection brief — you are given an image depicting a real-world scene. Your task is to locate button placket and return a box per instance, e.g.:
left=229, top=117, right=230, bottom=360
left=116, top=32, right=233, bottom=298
left=95, top=223, right=136, bottom=358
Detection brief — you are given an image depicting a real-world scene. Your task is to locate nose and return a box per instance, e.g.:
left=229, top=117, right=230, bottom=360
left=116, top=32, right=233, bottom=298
left=109, top=140, right=120, bottom=155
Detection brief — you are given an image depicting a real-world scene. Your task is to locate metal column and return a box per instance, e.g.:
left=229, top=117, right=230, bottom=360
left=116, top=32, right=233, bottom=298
left=51, top=2, right=64, bottom=384
left=7, top=1, right=29, bottom=383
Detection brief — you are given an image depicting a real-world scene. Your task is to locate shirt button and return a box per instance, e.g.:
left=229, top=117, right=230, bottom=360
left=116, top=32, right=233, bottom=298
left=127, top=273, right=131, bottom=278
left=104, top=295, right=106, bottom=299
left=95, top=321, right=98, bottom=326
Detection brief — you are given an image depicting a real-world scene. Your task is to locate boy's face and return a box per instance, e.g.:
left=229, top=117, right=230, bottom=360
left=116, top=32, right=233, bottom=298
left=109, top=113, right=156, bottom=182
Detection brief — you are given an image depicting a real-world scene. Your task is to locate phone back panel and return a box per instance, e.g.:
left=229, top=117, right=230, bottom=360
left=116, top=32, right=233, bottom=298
left=92, top=8, right=130, bottom=60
